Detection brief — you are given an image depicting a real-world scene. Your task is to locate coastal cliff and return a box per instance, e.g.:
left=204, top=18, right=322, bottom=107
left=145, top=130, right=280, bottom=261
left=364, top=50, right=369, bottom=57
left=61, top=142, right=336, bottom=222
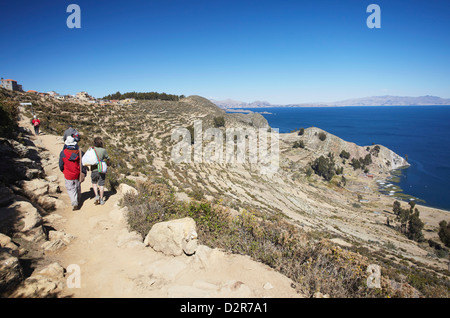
left=284, top=126, right=409, bottom=172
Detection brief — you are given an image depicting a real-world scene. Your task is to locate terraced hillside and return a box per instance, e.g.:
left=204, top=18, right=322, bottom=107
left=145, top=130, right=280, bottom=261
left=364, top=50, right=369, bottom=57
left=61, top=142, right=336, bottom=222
left=5, top=88, right=450, bottom=297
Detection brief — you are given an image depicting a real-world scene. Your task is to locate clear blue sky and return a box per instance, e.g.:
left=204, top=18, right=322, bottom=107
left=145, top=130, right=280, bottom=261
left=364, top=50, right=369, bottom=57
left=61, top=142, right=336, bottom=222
left=1, top=0, right=449, bottom=104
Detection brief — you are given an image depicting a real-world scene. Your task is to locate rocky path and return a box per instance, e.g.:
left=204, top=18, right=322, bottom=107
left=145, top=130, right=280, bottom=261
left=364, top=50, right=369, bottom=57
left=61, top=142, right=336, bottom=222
left=18, top=118, right=302, bottom=298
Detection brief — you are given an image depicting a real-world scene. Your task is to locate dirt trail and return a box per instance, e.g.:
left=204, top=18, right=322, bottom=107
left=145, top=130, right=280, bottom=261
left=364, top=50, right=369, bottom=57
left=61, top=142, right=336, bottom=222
left=24, top=118, right=302, bottom=298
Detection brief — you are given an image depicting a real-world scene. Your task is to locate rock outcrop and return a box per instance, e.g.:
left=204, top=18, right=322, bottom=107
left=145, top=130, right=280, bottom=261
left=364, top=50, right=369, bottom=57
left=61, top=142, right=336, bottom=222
left=144, top=217, right=198, bottom=256
left=0, top=234, right=24, bottom=294
left=285, top=126, right=409, bottom=171
left=0, top=129, right=68, bottom=296
left=10, top=262, right=66, bottom=297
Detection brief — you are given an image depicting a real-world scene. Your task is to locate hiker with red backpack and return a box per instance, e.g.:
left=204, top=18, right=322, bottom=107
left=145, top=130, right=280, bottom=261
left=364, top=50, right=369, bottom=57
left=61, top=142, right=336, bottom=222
left=59, top=136, right=86, bottom=210
left=32, top=115, right=41, bottom=135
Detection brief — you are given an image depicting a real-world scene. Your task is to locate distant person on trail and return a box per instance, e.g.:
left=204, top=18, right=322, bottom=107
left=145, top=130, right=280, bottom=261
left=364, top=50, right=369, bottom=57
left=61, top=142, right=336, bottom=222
left=90, top=136, right=110, bottom=205
left=32, top=115, right=41, bottom=135
left=59, top=136, right=86, bottom=210
left=63, top=125, right=80, bottom=147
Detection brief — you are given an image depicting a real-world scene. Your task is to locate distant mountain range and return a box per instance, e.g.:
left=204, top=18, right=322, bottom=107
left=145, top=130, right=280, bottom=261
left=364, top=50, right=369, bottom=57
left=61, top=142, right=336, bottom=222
left=210, top=95, right=450, bottom=109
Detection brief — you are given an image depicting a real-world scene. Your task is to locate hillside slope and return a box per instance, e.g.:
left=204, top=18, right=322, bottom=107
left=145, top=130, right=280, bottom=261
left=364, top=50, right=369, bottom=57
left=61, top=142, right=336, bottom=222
left=2, top=89, right=449, bottom=297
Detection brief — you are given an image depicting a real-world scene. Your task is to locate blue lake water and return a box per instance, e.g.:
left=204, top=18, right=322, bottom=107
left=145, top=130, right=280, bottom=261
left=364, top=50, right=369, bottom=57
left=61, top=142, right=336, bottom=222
left=238, top=106, right=450, bottom=211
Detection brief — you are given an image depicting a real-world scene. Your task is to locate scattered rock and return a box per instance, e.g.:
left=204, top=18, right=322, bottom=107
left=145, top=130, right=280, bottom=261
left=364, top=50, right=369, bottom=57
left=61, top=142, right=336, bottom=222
left=37, top=262, right=65, bottom=279
left=45, top=175, right=58, bottom=183
left=313, top=291, right=330, bottom=298
left=0, top=233, right=21, bottom=257
left=17, top=226, right=46, bottom=242
left=48, top=183, right=61, bottom=194
left=41, top=239, right=67, bottom=253
left=37, top=196, right=64, bottom=211
left=43, top=213, right=64, bottom=224
left=10, top=262, right=65, bottom=297
left=48, top=230, right=76, bottom=244
left=0, top=250, right=24, bottom=295
left=20, top=179, right=49, bottom=199
left=116, top=183, right=138, bottom=196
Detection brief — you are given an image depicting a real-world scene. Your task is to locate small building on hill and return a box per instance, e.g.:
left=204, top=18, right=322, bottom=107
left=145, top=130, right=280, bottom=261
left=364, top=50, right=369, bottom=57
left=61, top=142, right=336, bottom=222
left=1, top=78, right=23, bottom=92
left=47, top=91, right=59, bottom=97
left=76, top=91, right=95, bottom=101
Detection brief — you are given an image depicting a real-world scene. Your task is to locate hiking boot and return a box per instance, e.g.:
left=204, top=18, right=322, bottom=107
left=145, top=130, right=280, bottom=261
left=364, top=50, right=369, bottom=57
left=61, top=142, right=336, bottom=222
left=99, top=198, right=105, bottom=205
left=94, top=195, right=100, bottom=205
left=72, top=205, right=79, bottom=211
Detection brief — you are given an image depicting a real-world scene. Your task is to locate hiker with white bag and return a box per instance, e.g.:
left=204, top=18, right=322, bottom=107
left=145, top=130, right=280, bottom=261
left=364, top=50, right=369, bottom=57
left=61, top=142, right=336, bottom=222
left=82, top=136, right=110, bottom=205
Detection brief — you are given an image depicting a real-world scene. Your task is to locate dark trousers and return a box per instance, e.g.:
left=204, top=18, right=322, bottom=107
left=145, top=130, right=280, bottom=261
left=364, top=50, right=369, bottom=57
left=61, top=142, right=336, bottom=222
left=34, top=126, right=39, bottom=135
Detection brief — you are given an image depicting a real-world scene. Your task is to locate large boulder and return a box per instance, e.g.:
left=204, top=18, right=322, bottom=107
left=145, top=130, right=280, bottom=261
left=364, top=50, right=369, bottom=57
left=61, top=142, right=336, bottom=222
left=0, top=199, right=42, bottom=233
left=144, top=217, right=198, bottom=256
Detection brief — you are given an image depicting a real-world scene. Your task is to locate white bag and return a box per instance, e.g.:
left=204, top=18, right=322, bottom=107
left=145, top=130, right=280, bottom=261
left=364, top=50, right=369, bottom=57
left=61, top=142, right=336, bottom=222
left=81, top=147, right=98, bottom=166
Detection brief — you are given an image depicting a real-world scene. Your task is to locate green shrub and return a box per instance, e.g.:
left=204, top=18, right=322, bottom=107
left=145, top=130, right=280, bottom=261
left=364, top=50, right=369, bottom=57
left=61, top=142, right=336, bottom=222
left=393, top=201, right=425, bottom=242
left=438, top=221, right=450, bottom=248
left=0, top=99, right=19, bottom=138
left=213, top=116, right=225, bottom=128
left=293, top=140, right=305, bottom=148
left=340, top=150, right=350, bottom=159
left=362, top=154, right=372, bottom=166
left=407, top=209, right=424, bottom=242
left=318, top=131, right=327, bottom=141
left=311, top=155, right=335, bottom=181
left=190, top=188, right=205, bottom=201
left=122, top=181, right=180, bottom=236
left=305, top=166, right=313, bottom=177
left=341, top=175, right=347, bottom=186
